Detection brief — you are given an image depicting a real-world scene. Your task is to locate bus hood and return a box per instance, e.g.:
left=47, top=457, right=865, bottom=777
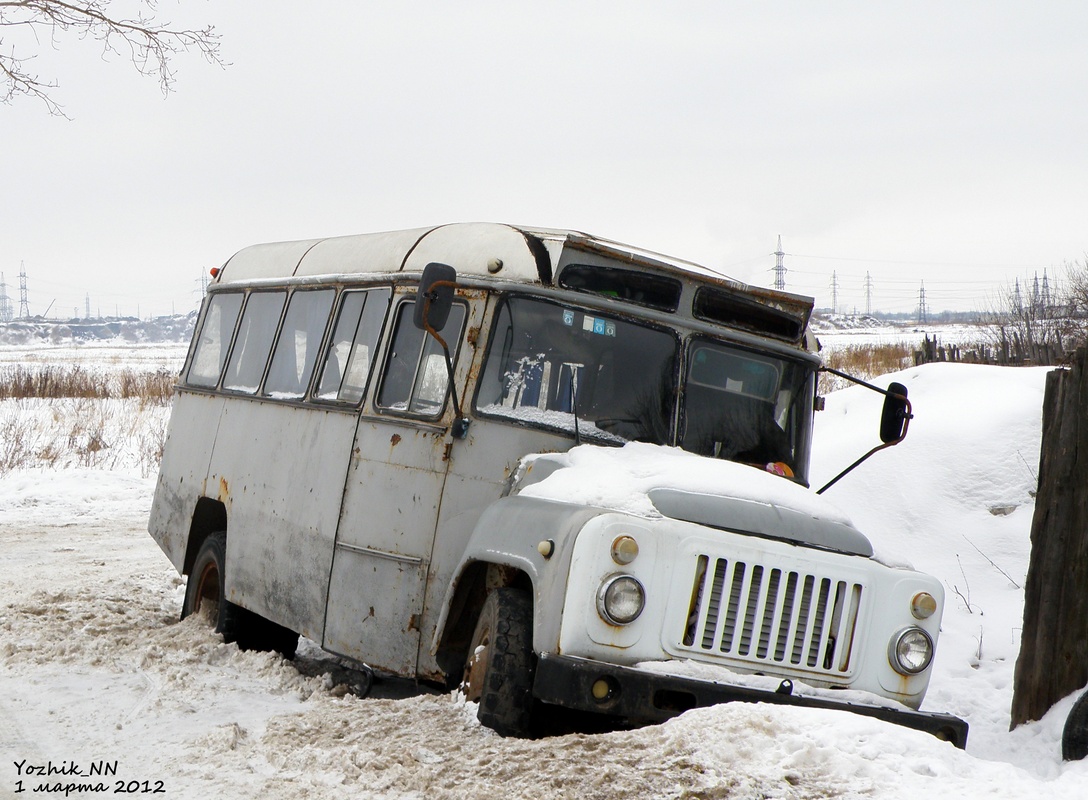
left=512, top=442, right=873, bottom=558
left=646, top=486, right=872, bottom=556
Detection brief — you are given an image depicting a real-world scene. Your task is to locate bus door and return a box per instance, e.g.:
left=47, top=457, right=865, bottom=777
left=322, top=292, right=480, bottom=675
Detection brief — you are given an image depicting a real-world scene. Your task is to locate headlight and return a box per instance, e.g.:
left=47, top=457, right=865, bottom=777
left=889, top=627, right=934, bottom=675
left=596, top=575, right=645, bottom=626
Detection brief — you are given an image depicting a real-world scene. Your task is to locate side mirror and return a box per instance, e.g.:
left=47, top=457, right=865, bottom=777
left=412, top=262, right=469, bottom=439
left=414, top=262, right=457, bottom=332
left=879, top=382, right=911, bottom=444
left=815, top=370, right=914, bottom=494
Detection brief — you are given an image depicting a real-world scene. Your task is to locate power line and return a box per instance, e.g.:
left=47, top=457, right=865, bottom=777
left=785, top=252, right=1060, bottom=270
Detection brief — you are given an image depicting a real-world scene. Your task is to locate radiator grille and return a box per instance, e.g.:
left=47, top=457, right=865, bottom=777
left=679, top=555, right=863, bottom=676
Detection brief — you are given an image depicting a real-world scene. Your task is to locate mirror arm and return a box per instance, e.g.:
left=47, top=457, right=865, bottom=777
left=814, top=367, right=913, bottom=494
left=816, top=438, right=900, bottom=495
left=421, top=281, right=470, bottom=439
left=819, top=365, right=896, bottom=397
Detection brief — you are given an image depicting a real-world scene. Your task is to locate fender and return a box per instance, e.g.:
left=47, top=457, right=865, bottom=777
left=433, top=496, right=603, bottom=657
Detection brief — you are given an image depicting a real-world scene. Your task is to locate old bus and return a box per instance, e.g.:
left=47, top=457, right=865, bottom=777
left=148, top=222, right=967, bottom=745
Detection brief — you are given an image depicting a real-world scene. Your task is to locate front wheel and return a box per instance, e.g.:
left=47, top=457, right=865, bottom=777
left=1063, top=690, right=1088, bottom=760
left=462, top=588, right=536, bottom=737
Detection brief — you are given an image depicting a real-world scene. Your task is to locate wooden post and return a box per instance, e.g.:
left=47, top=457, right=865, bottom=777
left=1011, top=348, right=1088, bottom=727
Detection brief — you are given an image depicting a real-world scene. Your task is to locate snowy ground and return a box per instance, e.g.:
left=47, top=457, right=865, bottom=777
left=0, top=342, right=187, bottom=373
left=814, top=320, right=989, bottom=353
left=3, top=343, right=1088, bottom=798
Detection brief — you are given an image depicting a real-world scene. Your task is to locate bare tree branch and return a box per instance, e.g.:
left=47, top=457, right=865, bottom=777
left=1, top=0, right=223, bottom=118
left=981, top=261, right=1088, bottom=365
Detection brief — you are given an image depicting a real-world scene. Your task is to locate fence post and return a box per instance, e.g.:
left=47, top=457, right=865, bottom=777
left=1011, top=348, right=1088, bottom=727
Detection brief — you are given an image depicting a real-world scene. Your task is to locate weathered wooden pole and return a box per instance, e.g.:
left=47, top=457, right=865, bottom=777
left=1011, top=348, right=1088, bottom=727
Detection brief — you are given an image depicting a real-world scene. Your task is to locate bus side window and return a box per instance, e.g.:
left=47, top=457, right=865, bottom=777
left=315, top=287, right=391, bottom=404
left=222, top=291, right=287, bottom=394
left=263, top=289, right=336, bottom=399
left=187, top=292, right=244, bottom=388
left=377, top=300, right=466, bottom=417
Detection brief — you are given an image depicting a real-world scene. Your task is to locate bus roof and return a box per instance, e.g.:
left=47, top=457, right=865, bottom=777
left=214, top=222, right=814, bottom=341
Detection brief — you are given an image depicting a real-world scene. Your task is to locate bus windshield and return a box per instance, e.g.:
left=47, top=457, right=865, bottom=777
left=476, top=297, right=677, bottom=445
left=680, top=338, right=814, bottom=479
left=476, top=296, right=815, bottom=480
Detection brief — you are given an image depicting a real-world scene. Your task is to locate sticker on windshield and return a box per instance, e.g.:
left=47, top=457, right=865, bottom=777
left=582, top=315, right=616, bottom=337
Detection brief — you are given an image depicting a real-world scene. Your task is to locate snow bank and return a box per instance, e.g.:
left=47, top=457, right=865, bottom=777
left=811, top=362, right=1063, bottom=774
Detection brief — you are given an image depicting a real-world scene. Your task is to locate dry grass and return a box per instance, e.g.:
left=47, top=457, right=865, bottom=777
left=0, top=364, right=176, bottom=404
left=0, top=365, right=175, bottom=477
left=818, top=342, right=915, bottom=394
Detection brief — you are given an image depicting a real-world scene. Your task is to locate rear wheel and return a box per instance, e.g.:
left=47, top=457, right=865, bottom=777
left=462, top=588, right=536, bottom=737
left=181, top=532, right=240, bottom=642
left=181, top=532, right=298, bottom=658
left=1063, top=690, right=1088, bottom=760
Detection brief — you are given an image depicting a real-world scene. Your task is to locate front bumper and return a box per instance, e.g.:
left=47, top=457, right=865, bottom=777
left=533, top=653, right=968, bottom=749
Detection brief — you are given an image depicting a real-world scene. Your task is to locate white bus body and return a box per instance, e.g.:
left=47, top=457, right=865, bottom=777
left=148, top=222, right=966, bottom=745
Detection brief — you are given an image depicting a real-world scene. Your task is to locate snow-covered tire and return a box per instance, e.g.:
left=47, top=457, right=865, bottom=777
left=1063, top=690, right=1088, bottom=760
left=181, top=532, right=241, bottom=643
left=462, top=588, right=536, bottom=737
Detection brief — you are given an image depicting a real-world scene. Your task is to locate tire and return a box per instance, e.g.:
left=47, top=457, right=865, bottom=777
left=461, top=587, right=536, bottom=737
left=181, top=532, right=241, bottom=643
left=181, top=532, right=299, bottom=657
left=1063, top=689, right=1088, bottom=760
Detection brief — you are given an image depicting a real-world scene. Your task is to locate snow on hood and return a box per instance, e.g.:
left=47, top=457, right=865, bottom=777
left=514, top=442, right=872, bottom=555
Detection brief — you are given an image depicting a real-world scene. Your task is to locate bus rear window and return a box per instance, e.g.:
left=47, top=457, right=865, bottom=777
left=187, top=293, right=243, bottom=388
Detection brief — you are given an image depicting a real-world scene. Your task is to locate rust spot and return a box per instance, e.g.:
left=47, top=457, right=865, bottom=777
left=467, top=325, right=480, bottom=346
left=217, top=477, right=229, bottom=503
left=408, top=613, right=420, bottom=632
left=390, top=433, right=402, bottom=447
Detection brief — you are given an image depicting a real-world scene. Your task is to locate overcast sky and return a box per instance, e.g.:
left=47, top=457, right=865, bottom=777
left=3, top=1, right=1086, bottom=319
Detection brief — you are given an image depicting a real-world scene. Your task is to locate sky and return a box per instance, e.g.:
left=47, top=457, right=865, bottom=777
left=2, top=1, right=1087, bottom=319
